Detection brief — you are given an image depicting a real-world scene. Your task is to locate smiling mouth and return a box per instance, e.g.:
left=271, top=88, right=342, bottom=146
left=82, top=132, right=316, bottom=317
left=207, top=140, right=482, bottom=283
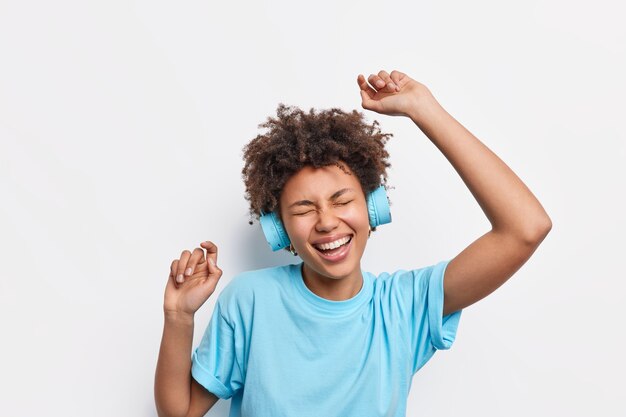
left=312, top=235, right=353, bottom=256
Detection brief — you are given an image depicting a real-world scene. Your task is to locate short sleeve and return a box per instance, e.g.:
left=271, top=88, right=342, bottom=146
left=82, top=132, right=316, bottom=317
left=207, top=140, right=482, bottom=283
left=410, top=259, right=462, bottom=374
left=191, top=300, right=244, bottom=399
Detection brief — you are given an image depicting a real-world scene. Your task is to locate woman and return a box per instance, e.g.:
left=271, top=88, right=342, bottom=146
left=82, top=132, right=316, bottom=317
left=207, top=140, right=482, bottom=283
left=155, top=69, right=552, bottom=417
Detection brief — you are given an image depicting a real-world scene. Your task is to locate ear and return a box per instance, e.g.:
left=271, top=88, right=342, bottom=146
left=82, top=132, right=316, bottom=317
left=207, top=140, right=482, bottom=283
left=260, top=210, right=292, bottom=251
left=366, top=185, right=392, bottom=227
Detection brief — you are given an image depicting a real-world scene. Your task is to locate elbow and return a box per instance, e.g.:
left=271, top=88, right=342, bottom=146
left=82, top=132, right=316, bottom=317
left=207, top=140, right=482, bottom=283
left=155, top=390, right=188, bottom=417
left=155, top=406, right=186, bottom=417
left=524, top=215, right=553, bottom=245
left=499, top=215, right=552, bottom=246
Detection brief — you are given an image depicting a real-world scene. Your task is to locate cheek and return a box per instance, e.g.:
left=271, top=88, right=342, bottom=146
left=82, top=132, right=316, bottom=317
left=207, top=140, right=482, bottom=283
left=285, top=217, right=314, bottom=242
left=339, top=205, right=370, bottom=230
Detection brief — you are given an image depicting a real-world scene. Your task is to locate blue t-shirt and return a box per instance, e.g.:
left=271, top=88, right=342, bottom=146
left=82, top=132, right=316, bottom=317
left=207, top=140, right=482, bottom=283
left=191, top=260, right=462, bottom=417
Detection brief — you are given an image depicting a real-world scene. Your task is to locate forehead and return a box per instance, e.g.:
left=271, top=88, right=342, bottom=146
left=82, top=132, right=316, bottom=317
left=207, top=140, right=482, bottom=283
left=281, top=164, right=362, bottom=202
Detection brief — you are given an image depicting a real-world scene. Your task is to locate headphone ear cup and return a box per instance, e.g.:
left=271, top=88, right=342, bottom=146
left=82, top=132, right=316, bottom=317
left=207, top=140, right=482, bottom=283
left=259, top=211, right=291, bottom=251
left=366, top=185, right=392, bottom=228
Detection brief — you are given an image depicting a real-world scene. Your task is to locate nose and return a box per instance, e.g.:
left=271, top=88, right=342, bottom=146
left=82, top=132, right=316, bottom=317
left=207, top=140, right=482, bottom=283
left=315, top=207, right=340, bottom=233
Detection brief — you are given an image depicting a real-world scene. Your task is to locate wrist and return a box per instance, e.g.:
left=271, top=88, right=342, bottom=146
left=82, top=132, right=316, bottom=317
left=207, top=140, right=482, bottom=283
left=406, top=85, right=441, bottom=125
left=164, top=310, right=195, bottom=325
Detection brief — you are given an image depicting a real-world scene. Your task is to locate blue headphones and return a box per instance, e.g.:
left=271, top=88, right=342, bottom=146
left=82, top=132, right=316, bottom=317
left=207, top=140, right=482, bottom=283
left=259, top=185, right=391, bottom=251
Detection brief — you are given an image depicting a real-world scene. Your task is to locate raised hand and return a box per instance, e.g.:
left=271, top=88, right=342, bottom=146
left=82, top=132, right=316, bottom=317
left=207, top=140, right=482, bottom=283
left=163, top=241, right=223, bottom=317
left=357, top=69, right=433, bottom=118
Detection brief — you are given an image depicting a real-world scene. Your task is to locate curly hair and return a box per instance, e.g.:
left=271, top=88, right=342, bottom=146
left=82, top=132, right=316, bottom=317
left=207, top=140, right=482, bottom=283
left=242, top=103, right=393, bottom=222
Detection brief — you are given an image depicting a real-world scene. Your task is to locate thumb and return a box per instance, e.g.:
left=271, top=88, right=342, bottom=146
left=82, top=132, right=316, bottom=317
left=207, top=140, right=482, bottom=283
left=360, top=90, right=382, bottom=113
left=207, top=257, right=219, bottom=276
left=207, top=257, right=224, bottom=282
left=200, top=240, right=219, bottom=267
left=202, top=256, right=223, bottom=295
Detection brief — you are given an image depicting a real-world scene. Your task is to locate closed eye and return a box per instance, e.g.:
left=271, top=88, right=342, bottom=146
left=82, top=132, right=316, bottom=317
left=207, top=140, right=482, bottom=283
left=292, top=200, right=353, bottom=215
left=335, top=200, right=353, bottom=206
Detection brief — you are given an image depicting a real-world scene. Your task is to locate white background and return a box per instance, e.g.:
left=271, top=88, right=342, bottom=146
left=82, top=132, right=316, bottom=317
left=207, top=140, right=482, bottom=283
left=1, top=1, right=624, bottom=416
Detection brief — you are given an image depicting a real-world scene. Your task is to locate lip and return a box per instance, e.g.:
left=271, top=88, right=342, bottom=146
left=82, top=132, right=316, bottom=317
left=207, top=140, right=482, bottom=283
left=312, top=235, right=353, bottom=263
left=310, top=233, right=353, bottom=245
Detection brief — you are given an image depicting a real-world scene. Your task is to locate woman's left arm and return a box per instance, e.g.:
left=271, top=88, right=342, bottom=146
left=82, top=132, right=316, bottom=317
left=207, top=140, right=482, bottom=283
left=358, top=70, right=552, bottom=316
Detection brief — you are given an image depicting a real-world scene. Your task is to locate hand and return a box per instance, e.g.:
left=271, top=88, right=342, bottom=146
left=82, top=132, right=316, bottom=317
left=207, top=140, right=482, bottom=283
left=357, top=69, right=433, bottom=118
left=163, top=241, right=223, bottom=317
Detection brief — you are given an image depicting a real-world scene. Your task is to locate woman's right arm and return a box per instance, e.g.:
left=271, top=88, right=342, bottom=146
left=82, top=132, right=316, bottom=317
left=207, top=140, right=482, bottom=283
left=155, top=312, right=219, bottom=417
left=154, top=241, right=224, bottom=417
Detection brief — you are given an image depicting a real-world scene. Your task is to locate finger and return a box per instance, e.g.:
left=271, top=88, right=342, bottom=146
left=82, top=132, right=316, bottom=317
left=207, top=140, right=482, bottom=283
left=166, top=267, right=181, bottom=291
left=185, top=248, right=205, bottom=277
left=177, top=250, right=192, bottom=283
left=200, top=241, right=219, bottom=266
left=359, top=89, right=383, bottom=113
left=368, top=72, right=397, bottom=93
left=377, top=70, right=399, bottom=92
left=170, top=259, right=177, bottom=278
left=367, top=73, right=385, bottom=91
left=389, top=70, right=407, bottom=87
left=205, top=257, right=223, bottom=293
left=206, top=255, right=222, bottom=278
left=169, top=260, right=178, bottom=287
left=377, top=69, right=391, bottom=84
left=357, top=74, right=377, bottom=98
left=357, top=76, right=377, bottom=101
left=170, top=259, right=182, bottom=286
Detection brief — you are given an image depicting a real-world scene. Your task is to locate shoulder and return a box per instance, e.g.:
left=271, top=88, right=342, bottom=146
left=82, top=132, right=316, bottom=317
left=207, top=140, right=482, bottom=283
left=214, top=263, right=295, bottom=325
left=369, top=268, right=411, bottom=301
left=370, top=260, right=451, bottom=296
left=367, top=260, right=450, bottom=318
left=216, top=263, right=295, bottom=305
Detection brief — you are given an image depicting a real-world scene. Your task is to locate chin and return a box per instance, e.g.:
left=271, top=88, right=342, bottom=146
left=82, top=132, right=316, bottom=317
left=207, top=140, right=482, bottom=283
left=319, top=263, right=356, bottom=280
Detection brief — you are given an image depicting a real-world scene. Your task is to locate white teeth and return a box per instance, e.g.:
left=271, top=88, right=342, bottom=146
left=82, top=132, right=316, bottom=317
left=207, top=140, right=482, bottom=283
left=314, top=236, right=350, bottom=251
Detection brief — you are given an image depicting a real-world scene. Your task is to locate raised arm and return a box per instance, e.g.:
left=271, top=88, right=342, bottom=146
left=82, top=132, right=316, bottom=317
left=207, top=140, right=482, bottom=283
left=357, top=70, right=552, bottom=316
left=155, top=242, right=223, bottom=417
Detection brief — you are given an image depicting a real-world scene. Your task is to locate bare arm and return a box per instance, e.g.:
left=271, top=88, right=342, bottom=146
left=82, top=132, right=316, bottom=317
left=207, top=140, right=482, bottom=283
left=358, top=70, right=552, bottom=316
left=406, top=90, right=552, bottom=316
left=155, top=312, right=218, bottom=417
left=410, top=90, right=552, bottom=240
left=155, top=242, right=224, bottom=417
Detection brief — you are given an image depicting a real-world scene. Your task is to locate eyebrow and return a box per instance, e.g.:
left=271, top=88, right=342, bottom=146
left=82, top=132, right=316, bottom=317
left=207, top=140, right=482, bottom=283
left=288, top=188, right=355, bottom=209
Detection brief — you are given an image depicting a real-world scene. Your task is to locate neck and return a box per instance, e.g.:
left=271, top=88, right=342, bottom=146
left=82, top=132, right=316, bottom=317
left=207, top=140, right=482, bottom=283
left=300, top=263, right=363, bottom=301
